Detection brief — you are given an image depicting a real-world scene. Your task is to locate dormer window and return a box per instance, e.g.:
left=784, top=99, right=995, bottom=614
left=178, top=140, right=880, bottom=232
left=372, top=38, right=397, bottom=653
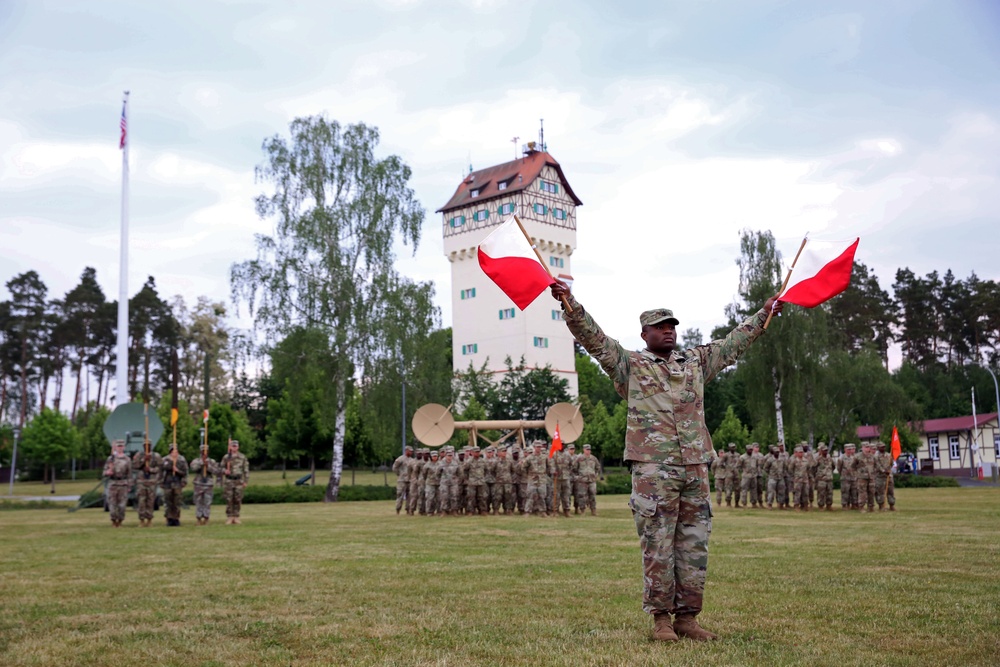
left=471, top=188, right=480, bottom=197
left=497, top=181, right=507, bottom=191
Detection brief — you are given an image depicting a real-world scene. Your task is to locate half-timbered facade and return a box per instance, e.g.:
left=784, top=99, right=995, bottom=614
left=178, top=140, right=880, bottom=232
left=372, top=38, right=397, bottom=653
left=438, top=145, right=582, bottom=396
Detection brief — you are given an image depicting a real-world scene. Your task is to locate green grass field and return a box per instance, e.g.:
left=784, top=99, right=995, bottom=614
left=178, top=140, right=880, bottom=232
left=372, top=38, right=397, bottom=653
left=1, top=488, right=998, bottom=666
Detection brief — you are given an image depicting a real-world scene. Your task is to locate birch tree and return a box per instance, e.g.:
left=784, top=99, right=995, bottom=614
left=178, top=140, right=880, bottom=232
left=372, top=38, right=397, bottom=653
left=231, top=116, right=426, bottom=502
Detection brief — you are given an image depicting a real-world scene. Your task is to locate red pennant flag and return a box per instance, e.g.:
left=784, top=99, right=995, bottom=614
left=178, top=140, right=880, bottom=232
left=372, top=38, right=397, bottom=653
left=548, top=424, right=563, bottom=458
left=778, top=238, right=859, bottom=308
left=478, top=215, right=555, bottom=310
left=890, top=425, right=902, bottom=460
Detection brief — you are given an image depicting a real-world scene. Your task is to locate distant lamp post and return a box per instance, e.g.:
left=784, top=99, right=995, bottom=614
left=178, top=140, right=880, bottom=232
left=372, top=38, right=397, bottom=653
left=9, top=426, right=21, bottom=496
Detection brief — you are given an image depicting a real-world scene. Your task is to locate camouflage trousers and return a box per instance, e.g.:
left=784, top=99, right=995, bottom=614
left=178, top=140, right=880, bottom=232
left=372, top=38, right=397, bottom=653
left=439, top=481, right=459, bottom=513
left=485, top=482, right=496, bottom=512
left=875, top=474, right=894, bottom=507
left=193, top=483, right=214, bottom=519
left=555, top=477, right=572, bottom=512
left=807, top=477, right=815, bottom=505
left=630, top=462, right=712, bottom=617
left=575, top=481, right=597, bottom=511
left=723, top=477, right=738, bottom=504
left=739, top=476, right=758, bottom=506
left=163, top=486, right=184, bottom=521
left=395, top=479, right=408, bottom=513
left=493, top=483, right=514, bottom=512
left=815, top=478, right=833, bottom=508
left=136, top=482, right=158, bottom=520
left=756, top=476, right=765, bottom=505
left=423, top=484, right=439, bottom=514
left=108, top=482, right=129, bottom=523
left=224, top=481, right=245, bottom=517
left=783, top=477, right=792, bottom=505
left=408, top=479, right=422, bottom=514
left=791, top=479, right=808, bottom=509
left=766, top=477, right=786, bottom=507
left=840, top=478, right=856, bottom=508
left=517, top=482, right=527, bottom=512
left=524, top=481, right=548, bottom=514
left=714, top=477, right=723, bottom=505
left=856, top=478, right=875, bottom=510
left=466, top=484, right=488, bottom=514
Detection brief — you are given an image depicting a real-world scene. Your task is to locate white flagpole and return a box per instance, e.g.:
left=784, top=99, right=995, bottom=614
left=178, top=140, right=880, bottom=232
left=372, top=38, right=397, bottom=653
left=115, top=91, right=130, bottom=406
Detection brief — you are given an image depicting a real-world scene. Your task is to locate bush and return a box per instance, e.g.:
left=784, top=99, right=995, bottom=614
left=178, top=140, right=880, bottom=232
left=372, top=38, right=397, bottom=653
left=597, top=474, right=631, bottom=495
left=894, top=475, right=960, bottom=488
left=178, top=483, right=395, bottom=505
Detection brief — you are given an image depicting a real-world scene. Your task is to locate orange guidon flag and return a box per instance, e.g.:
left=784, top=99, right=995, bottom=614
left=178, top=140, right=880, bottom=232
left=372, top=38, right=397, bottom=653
left=890, top=425, right=902, bottom=460
left=548, top=424, right=563, bottom=459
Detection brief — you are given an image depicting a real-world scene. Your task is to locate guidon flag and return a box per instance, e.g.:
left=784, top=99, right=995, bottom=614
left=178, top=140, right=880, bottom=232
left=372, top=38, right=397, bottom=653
left=548, top=423, right=563, bottom=459
left=478, top=215, right=555, bottom=310
left=778, top=238, right=860, bottom=308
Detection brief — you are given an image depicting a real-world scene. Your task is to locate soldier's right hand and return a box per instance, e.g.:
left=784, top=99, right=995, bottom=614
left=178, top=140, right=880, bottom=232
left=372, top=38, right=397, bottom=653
left=550, top=278, right=570, bottom=302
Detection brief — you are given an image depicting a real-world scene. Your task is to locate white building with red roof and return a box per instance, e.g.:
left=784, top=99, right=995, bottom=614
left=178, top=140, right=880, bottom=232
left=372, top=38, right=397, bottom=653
left=437, top=142, right=582, bottom=396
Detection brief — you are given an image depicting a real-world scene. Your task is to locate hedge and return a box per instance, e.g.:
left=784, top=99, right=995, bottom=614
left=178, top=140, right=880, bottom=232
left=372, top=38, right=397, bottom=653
left=179, top=483, right=395, bottom=505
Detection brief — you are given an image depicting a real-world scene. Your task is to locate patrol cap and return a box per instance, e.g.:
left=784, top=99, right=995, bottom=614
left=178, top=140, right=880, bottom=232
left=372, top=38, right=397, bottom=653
left=876, top=442, right=886, bottom=448
left=640, top=308, right=680, bottom=328
left=230, top=440, right=240, bottom=447
left=583, top=444, right=591, bottom=450
left=430, top=450, right=439, bottom=457
left=470, top=445, right=481, bottom=453
left=793, top=445, right=803, bottom=453
left=844, top=443, right=856, bottom=450
left=728, top=443, right=737, bottom=450
left=532, top=439, right=545, bottom=447
left=112, top=439, right=125, bottom=447
left=567, top=443, right=576, bottom=450
left=818, top=444, right=828, bottom=451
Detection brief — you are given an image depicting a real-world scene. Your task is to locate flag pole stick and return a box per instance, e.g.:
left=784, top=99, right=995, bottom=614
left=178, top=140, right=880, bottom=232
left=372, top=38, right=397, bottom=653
left=513, top=215, right=572, bottom=313
left=764, top=236, right=808, bottom=329
left=115, top=91, right=130, bottom=405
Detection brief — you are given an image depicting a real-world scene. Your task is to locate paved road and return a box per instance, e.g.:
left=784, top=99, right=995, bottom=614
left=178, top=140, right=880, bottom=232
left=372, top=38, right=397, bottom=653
left=1, top=495, right=81, bottom=501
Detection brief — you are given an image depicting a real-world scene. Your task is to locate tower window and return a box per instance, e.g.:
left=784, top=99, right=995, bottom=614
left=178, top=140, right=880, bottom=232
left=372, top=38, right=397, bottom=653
left=449, top=215, right=466, bottom=228
left=473, top=210, right=489, bottom=222
left=497, top=181, right=507, bottom=191
left=539, top=180, right=559, bottom=194
left=553, top=208, right=566, bottom=220
left=497, top=202, right=515, bottom=216
left=533, top=336, right=549, bottom=348
left=534, top=203, right=547, bottom=215
left=462, top=343, right=479, bottom=355
left=471, top=189, right=480, bottom=198
left=499, top=308, right=515, bottom=320
left=460, top=288, right=476, bottom=300
left=549, top=256, right=564, bottom=269
left=551, top=309, right=562, bottom=320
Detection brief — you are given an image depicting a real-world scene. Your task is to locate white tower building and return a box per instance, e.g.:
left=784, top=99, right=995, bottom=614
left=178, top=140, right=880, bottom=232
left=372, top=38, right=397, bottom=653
left=438, top=142, right=582, bottom=397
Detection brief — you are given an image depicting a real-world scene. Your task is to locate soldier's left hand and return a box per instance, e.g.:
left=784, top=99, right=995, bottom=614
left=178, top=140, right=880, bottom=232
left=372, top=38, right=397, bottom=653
left=764, top=295, right=785, bottom=315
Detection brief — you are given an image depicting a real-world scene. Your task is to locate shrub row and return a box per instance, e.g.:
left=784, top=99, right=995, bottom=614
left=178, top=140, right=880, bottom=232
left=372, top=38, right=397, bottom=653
left=178, top=483, right=396, bottom=505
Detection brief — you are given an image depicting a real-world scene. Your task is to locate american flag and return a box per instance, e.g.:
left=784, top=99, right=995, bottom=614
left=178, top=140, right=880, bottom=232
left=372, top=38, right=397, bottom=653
left=119, top=101, right=127, bottom=149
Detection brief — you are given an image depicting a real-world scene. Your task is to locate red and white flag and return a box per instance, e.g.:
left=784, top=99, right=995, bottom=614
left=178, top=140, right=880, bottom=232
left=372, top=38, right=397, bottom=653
left=119, top=101, right=128, bottom=149
left=478, top=215, right=555, bottom=310
left=890, top=425, right=902, bottom=460
left=548, top=424, right=563, bottom=459
left=778, top=238, right=859, bottom=308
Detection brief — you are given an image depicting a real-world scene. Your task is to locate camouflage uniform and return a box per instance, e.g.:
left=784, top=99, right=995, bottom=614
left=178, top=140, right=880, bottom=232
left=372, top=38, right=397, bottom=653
left=102, top=441, right=132, bottom=527
left=752, top=445, right=766, bottom=506
left=553, top=448, right=574, bottom=516
left=132, top=447, right=163, bottom=526
left=787, top=447, right=810, bottom=510
left=512, top=448, right=527, bottom=513
left=561, top=294, right=769, bottom=623
left=160, top=449, right=189, bottom=526
left=494, top=449, right=515, bottom=514
left=837, top=445, right=857, bottom=509
left=874, top=446, right=896, bottom=511
left=779, top=446, right=792, bottom=507
left=408, top=450, right=426, bottom=515
left=438, top=452, right=460, bottom=515
left=220, top=444, right=250, bottom=524
left=812, top=445, right=834, bottom=510
left=465, top=448, right=489, bottom=515
left=423, top=452, right=441, bottom=515
left=566, top=445, right=580, bottom=512
left=763, top=448, right=787, bottom=509
left=484, top=447, right=498, bottom=514
left=738, top=449, right=758, bottom=508
left=189, top=453, right=220, bottom=524
left=721, top=444, right=740, bottom=506
left=523, top=443, right=550, bottom=515
left=802, top=444, right=817, bottom=506
left=392, top=448, right=413, bottom=515
left=850, top=444, right=877, bottom=512
left=710, top=451, right=725, bottom=506
left=573, top=445, right=601, bottom=514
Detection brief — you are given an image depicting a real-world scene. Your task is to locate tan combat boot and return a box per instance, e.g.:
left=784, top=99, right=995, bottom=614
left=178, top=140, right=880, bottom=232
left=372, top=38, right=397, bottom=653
left=652, top=614, right=678, bottom=641
left=590, top=507, right=597, bottom=516
left=233, top=517, right=241, bottom=525
left=673, top=615, right=718, bottom=641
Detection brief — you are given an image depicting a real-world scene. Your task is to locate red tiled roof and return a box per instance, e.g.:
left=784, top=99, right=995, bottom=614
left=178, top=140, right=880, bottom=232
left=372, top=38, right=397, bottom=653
left=436, top=150, right=583, bottom=214
left=856, top=412, right=998, bottom=439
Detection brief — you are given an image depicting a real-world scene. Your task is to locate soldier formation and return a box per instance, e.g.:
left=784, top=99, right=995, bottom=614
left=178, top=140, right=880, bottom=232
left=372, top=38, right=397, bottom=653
left=391, top=440, right=603, bottom=517
left=712, top=441, right=898, bottom=512
left=100, top=438, right=249, bottom=527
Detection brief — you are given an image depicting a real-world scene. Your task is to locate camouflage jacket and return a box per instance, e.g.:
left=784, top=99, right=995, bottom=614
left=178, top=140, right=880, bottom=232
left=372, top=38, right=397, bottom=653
left=523, top=454, right=550, bottom=483
left=410, top=457, right=425, bottom=483
left=484, top=457, right=497, bottom=484
left=849, top=452, right=876, bottom=481
left=220, top=452, right=250, bottom=484
left=874, top=452, right=894, bottom=476
left=439, top=460, right=459, bottom=484
left=103, top=453, right=133, bottom=485
left=160, top=454, right=188, bottom=489
left=512, top=457, right=525, bottom=484
left=573, top=453, right=601, bottom=483
left=392, top=455, right=412, bottom=484
left=553, top=450, right=574, bottom=477
left=562, top=294, right=768, bottom=465
left=763, top=454, right=787, bottom=480
left=720, top=451, right=741, bottom=479
left=423, top=460, right=441, bottom=486
left=787, top=456, right=810, bottom=481
left=189, top=457, right=220, bottom=487
left=738, top=452, right=757, bottom=477
left=465, top=457, right=486, bottom=486
left=836, top=454, right=855, bottom=480
left=493, top=458, right=514, bottom=484
left=752, top=451, right=766, bottom=476
left=132, top=450, right=163, bottom=484
left=812, top=455, right=834, bottom=481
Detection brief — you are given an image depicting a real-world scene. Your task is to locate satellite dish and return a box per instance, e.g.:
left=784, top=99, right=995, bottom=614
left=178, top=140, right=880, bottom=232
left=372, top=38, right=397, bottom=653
left=545, top=402, right=584, bottom=443
left=103, top=402, right=165, bottom=452
left=411, top=403, right=455, bottom=447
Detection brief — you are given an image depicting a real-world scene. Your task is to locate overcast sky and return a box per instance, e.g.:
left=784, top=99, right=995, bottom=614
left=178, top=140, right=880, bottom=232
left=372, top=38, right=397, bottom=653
left=3, top=0, right=999, bottom=360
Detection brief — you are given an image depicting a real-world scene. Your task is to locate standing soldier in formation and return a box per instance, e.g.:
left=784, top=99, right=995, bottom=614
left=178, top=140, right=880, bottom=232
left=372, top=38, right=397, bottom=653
left=422, top=449, right=441, bottom=515
left=553, top=442, right=574, bottom=517
left=763, top=446, right=787, bottom=510
left=392, top=445, right=413, bottom=515
left=779, top=443, right=792, bottom=508
left=523, top=440, right=550, bottom=516
left=812, top=444, right=834, bottom=511
left=752, top=444, right=766, bottom=507
left=838, top=444, right=857, bottom=509
left=851, top=443, right=877, bottom=513
left=802, top=443, right=816, bottom=507
left=161, top=444, right=189, bottom=527
left=874, top=443, right=897, bottom=511
left=494, top=447, right=515, bottom=514
left=711, top=449, right=725, bottom=507
left=573, top=443, right=601, bottom=516
left=189, top=442, right=219, bottom=526
left=465, top=446, right=488, bottom=515
left=220, top=439, right=249, bottom=524
left=102, top=439, right=132, bottom=527
left=132, top=439, right=162, bottom=528
left=566, top=443, right=581, bottom=513
left=408, top=448, right=426, bottom=516
left=456, top=449, right=468, bottom=514
left=439, top=449, right=459, bottom=515
left=738, top=445, right=758, bottom=508
left=721, top=443, right=741, bottom=507
left=513, top=447, right=527, bottom=514
left=787, top=446, right=810, bottom=511
left=484, top=446, right=498, bottom=514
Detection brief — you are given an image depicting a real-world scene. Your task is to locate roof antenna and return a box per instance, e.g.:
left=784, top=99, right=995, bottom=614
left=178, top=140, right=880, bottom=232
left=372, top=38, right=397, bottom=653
left=467, top=151, right=473, bottom=176
left=539, top=119, right=545, bottom=152
left=511, top=136, right=519, bottom=159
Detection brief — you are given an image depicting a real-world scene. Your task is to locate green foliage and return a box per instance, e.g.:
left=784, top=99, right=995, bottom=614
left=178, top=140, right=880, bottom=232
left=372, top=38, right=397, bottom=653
left=21, top=408, right=80, bottom=466
left=712, top=405, right=750, bottom=452
left=575, top=353, right=622, bottom=414
left=878, top=423, right=922, bottom=454
left=893, top=474, right=959, bottom=488
left=204, top=402, right=258, bottom=459
left=578, top=398, right=618, bottom=462
left=77, top=403, right=111, bottom=463
left=596, top=473, right=630, bottom=495
left=179, top=484, right=395, bottom=504
left=154, top=391, right=200, bottom=459
left=0, top=423, right=13, bottom=466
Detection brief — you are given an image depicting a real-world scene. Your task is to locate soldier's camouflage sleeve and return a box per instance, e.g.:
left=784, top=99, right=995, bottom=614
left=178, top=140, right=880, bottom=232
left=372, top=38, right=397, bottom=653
left=560, top=294, right=629, bottom=399
left=695, top=308, right=769, bottom=382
